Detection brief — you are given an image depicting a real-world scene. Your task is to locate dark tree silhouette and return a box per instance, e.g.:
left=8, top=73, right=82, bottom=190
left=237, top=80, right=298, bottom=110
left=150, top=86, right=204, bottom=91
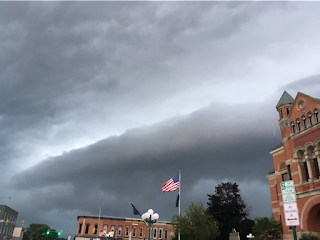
left=23, top=223, right=60, bottom=240
left=207, top=182, right=254, bottom=240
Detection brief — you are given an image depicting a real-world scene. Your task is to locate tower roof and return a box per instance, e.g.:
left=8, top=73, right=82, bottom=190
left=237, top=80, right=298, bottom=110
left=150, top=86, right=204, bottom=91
left=276, top=91, right=295, bottom=109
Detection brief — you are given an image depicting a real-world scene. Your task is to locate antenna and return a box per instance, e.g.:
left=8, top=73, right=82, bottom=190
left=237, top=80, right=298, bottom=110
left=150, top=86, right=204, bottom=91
left=272, top=124, right=277, bottom=145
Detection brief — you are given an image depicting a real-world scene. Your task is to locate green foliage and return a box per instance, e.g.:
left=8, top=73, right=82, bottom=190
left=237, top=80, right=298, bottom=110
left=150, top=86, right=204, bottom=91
left=23, top=223, right=59, bottom=240
left=172, top=202, right=219, bottom=240
left=252, top=216, right=282, bottom=240
left=299, top=233, right=320, bottom=240
left=207, top=182, right=253, bottom=240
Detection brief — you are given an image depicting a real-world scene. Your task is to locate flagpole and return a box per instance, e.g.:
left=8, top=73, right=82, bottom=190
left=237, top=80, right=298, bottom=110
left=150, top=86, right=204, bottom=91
left=178, top=170, right=181, bottom=240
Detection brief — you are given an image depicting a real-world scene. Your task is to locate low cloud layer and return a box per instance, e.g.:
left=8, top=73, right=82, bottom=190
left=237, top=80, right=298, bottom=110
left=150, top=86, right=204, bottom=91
left=11, top=100, right=276, bottom=222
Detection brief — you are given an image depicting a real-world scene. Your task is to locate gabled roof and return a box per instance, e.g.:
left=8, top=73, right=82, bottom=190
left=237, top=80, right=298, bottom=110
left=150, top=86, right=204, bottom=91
left=297, top=92, right=320, bottom=103
left=276, top=91, right=295, bottom=109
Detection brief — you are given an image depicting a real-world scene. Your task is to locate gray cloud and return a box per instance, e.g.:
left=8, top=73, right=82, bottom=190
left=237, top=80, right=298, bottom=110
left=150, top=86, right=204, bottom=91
left=1, top=0, right=320, bottom=235
left=11, top=100, right=277, bottom=221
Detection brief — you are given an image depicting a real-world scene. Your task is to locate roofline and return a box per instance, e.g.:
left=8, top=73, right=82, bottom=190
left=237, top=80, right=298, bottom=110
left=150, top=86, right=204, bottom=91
left=270, top=145, right=284, bottom=156
left=77, top=215, right=126, bottom=221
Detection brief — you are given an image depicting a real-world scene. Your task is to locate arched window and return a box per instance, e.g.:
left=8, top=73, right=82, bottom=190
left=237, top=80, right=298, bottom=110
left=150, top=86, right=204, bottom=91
left=302, top=116, right=307, bottom=128
left=286, top=108, right=290, bottom=115
left=280, top=163, right=286, bottom=170
left=315, top=109, right=319, bottom=123
left=308, top=113, right=314, bottom=125
left=297, top=119, right=301, bottom=131
left=291, top=122, right=296, bottom=134
left=280, top=110, right=283, bottom=118
left=118, top=226, right=123, bottom=237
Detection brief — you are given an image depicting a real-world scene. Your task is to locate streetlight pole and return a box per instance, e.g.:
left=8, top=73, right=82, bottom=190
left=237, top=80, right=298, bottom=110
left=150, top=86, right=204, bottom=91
left=96, top=207, right=101, bottom=240
left=141, top=209, right=159, bottom=240
left=0, top=197, right=11, bottom=200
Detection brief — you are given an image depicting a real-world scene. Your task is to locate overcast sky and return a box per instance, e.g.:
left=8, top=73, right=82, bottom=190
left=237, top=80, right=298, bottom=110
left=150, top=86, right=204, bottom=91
left=1, top=1, right=320, bottom=237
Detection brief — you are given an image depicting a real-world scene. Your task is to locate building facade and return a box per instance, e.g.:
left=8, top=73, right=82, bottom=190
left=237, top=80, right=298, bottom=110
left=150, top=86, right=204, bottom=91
left=267, top=91, right=320, bottom=239
left=0, top=205, right=19, bottom=240
left=12, top=227, right=25, bottom=240
left=75, top=215, right=175, bottom=240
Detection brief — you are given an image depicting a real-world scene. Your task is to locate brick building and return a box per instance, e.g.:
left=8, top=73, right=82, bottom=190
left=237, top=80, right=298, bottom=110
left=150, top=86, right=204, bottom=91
left=75, top=215, right=175, bottom=240
left=267, top=91, right=320, bottom=239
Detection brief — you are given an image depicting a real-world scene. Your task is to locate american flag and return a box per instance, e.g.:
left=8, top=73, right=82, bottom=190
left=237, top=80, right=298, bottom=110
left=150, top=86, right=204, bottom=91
left=161, top=174, right=179, bottom=193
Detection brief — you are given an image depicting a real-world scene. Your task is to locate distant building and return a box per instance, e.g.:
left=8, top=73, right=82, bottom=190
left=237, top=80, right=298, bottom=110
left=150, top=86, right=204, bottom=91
left=267, top=91, right=320, bottom=239
left=75, top=215, right=175, bottom=240
left=12, top=227, right=25, bottom=240
left=0, top=205, right=19, bottom=240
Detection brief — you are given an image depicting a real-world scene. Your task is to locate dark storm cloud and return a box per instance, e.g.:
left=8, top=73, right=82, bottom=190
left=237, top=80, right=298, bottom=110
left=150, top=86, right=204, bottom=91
left=1, top=1, right=263, bottom=164
left=285, top=75, right=320, bottom=97
left=11, top=100, right=278, bottom=220
left=1, top=0, right=320, bottom=233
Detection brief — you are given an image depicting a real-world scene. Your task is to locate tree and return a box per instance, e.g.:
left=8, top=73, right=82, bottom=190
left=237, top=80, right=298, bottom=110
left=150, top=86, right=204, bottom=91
left=252, top=216, right=282, bottom=240
left=172, top=202, right=219, bottom=240
left=207, top=182, right=254, bottom=240
left=23, top=223, right=59, bottom=240
left=299, top=233, right=320, bottom=240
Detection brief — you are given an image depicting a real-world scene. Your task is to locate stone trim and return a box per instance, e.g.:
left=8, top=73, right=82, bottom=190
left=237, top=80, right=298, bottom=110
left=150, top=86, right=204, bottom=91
left=300, top=194, right=320, bottom=231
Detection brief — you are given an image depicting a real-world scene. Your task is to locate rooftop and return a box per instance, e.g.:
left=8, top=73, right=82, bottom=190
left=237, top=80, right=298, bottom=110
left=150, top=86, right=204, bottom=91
left=276, top=91, right=295, bottom=109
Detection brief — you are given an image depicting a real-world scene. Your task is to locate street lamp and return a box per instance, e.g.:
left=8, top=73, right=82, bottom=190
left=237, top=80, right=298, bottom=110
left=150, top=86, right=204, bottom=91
left=141, top=209, right=159, bottom=240
left=247, top=233, right=255, bottom=239
left=105, top=231, right=114, bottom=240
left=62, top=213, right=73, bottom=240
left=96, top=207, right=101, bottom=240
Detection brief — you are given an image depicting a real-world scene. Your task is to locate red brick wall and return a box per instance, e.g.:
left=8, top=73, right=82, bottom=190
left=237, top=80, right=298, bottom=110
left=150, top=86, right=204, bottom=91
left=269, top=93, right=320, bottom=237
left=76, top=217, right=174, bottom=240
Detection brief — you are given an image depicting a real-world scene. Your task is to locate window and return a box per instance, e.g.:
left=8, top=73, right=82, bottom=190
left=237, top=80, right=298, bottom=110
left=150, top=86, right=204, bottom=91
left=153, top=229, right=157, bottom=239
left=292, top=123, right=296, bottom=134
left=140, top=227, right=143, bottom=237
left=85, top=224, right=90, bottom=234
left=286, top=108, right=290, bottom=115
left=280, top=110, right=283, bottom=118
left=133, top=227, right=137, bottom=237
left=308, top=113, right=314, bottom=125
left=159, top=229, right=163, bottom=239
left=282, top=173, right=289, bottom=181
left=125, top=226, right=129, bottom=237
left=164, top=230, right=168, bottom=239
left=315, top=109, right=319, bottom=122
left=78, top=223, right=83, bottom=234
left=297, top=120, right=301, bottom=131
left=304, top=162, right=309, bottom=181
left=302, top=117, right=307, bottom=128
left=118, top=226, right=122, bottom=236
left=94, top=224, right=98, bottom=234
left=103, top=225, right=108, bottom=233
left=315, top=159, right=320, bottom=179
left=288, top=165, right=292, bottom=180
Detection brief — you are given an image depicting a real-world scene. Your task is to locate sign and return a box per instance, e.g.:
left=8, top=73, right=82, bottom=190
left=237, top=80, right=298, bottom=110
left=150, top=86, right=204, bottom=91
left=281, top=180, right=296, bottom=203
left=284, top=202, right=300, bottom=226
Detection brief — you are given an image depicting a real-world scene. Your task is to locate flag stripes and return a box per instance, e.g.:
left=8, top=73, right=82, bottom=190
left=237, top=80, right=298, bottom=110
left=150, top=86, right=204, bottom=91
left=161, top=174, right=179, bottom=193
